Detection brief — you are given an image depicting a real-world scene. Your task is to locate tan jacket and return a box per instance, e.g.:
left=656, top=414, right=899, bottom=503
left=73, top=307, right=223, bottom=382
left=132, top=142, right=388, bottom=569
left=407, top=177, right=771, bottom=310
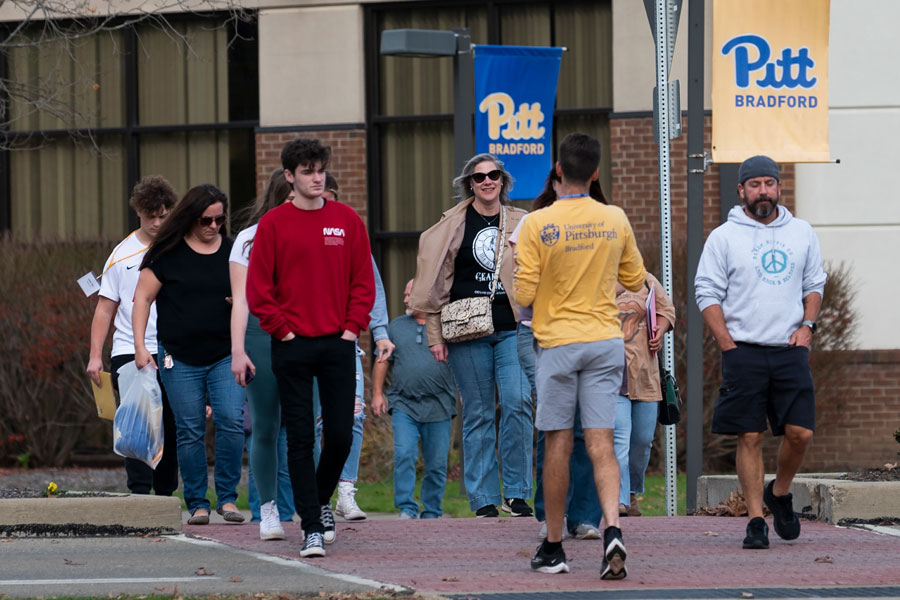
left=616, top=273, right=677, bottom=401
left=409, top=198, right=527, bottom=347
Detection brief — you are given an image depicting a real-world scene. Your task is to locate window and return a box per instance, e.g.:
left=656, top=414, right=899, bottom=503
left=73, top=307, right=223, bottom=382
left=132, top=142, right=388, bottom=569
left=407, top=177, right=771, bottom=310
left=2, top=15, right=258, bottom=239
left=366, top=1, right=612, bottom=316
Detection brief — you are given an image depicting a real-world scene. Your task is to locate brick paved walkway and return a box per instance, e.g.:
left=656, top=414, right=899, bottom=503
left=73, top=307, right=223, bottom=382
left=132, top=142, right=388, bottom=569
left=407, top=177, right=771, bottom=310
left=185, top=515, right=900, bottom=596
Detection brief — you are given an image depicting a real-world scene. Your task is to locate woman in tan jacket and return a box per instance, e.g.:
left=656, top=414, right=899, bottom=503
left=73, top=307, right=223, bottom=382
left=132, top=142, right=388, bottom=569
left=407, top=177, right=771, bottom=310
left=409, top=153, right=533, bottom=518
left=614, top=274, right=676, bottom=516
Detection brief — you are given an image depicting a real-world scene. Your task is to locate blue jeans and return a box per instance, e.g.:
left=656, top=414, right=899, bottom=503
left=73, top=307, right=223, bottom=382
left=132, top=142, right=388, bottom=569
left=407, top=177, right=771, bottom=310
left=614, top=396, right=658, bottom=505
left=313, top=349, right=365, bottom=481
left=157, top=343, right=245, bottom=514
left=447, top=329, right=533, bottom=510
left=246, top=427, right=295, bottom=522
left=518, top=324, right=601, bottom=528
left=392, top=410, right=452, bottom=518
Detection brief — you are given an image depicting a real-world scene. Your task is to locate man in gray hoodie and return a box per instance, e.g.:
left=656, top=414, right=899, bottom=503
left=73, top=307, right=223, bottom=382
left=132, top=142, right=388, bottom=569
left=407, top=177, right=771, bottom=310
left=695, top=155, right=827, bottom=550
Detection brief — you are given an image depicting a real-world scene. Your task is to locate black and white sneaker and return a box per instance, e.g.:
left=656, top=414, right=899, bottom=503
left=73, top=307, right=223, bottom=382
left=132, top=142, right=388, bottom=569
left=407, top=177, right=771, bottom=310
left=501, top=497, right=534, bottom=517
left=475, top=504, right=499, bottom=518
left=300, top=532, right=325, bottom=558
left=600, top=526, right=627, bottom=580
left=742, top=516, right=770, bottom=549
left=320, top=504, right=336, bottom=544
left=530, top=541, right=570, bottom=574
left=763, top=480, right=800, bottom=540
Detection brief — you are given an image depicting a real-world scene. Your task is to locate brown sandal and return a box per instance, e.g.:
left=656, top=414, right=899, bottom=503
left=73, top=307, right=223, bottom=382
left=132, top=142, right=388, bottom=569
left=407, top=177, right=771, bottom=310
left=187, top=510, right=210, bottom=525
left=216, top=506, right=246, bottom=523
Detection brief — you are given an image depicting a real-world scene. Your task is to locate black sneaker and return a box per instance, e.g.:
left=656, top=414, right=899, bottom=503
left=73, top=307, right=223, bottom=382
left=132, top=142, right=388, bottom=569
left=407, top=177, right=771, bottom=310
left=600, top=526, right=627, bottom=580
left=300, top=532, right=325, bottom=558
left=742, top=516, right=770, bottom=549
left=530, top=541, right=570, bottom=574
left=475, top=504, right=499, bottom=518
left=320, top=504, right=336, bottom=544
left=501, top=497, right=534, bottom=517
left=763, top=479, right=801, bottom=540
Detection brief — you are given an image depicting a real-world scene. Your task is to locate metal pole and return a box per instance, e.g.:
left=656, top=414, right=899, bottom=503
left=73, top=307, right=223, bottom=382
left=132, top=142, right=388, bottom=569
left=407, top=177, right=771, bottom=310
left=654, top=0, right=678, bottom=517
left=452, top=28, right=474, bottom=177
left=685, top=0, right=706, bottom=512
left=452, top=28, right=473, bottom=497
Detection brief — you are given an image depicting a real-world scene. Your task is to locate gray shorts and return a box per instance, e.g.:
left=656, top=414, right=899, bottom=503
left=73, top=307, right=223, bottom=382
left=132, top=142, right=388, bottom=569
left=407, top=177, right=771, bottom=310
left=534, top=338, right=625, bottom=431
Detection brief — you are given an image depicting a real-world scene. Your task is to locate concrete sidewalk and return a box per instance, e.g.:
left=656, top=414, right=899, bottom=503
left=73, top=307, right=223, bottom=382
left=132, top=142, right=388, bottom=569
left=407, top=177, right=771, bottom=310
left=185, top=514, right=900, bottom=597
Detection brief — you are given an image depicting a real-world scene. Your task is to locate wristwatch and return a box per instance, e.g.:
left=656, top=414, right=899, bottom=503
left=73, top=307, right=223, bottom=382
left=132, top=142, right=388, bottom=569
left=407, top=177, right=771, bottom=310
left=801, top=320, right=817, bottom=333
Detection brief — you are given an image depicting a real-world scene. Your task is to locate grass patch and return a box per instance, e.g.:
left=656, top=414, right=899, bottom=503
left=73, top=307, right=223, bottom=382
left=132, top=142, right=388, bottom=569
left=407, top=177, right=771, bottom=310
left=171, top=472, right=687, bottom=518
left=351, top=472, right=686, bottom=518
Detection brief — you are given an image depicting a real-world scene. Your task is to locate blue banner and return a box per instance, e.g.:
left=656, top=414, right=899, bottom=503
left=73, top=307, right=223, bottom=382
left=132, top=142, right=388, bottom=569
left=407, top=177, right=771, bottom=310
left=474, top=45, right=563, bottom=201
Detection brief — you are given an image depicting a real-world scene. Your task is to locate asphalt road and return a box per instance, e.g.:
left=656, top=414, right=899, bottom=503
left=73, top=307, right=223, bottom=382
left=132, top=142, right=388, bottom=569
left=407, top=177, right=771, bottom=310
left=0, top=534, right=402, bottom=598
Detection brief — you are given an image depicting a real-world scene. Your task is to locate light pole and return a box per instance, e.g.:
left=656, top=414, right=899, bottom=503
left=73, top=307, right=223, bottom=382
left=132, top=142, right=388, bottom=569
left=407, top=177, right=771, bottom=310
left=380, top=28, right=475, bottom=176
left=380, top=28, right=475, bottom=496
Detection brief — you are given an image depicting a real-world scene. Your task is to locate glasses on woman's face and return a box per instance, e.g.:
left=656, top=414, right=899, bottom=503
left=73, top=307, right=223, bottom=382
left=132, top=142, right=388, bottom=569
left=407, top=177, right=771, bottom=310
left=198, top=214, right=227, bottom=227
left=471, top=170, right=503, bottom=184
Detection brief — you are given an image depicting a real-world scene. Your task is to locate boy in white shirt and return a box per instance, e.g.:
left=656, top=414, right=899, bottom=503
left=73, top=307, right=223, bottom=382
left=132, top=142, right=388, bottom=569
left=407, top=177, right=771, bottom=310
left=87, top=175, right=179, bottom=495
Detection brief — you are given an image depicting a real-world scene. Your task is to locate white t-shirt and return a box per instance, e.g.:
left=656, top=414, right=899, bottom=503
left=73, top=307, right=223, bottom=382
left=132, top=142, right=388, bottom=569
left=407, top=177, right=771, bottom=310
left=99, top=230, right=158, bottom=357
left=229, top=224, right=257, bottom=267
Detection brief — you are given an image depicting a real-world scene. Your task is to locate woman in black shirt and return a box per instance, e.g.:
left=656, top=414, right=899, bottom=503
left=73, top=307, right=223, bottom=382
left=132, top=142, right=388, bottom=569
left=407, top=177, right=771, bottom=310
left=133, top=184, right=245, bottom=526
left=409, top=154, right=534, bottom=519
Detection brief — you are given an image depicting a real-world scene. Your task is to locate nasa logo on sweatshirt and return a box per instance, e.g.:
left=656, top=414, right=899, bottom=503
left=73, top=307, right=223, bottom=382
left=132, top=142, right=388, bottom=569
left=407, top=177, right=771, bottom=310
left=751, top=240, right=795, bottom=286
left=323, top=226, right=345, bottom=246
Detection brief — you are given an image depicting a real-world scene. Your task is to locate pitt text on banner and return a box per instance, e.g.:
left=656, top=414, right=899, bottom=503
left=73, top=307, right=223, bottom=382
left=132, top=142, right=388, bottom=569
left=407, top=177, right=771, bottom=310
left=711, top=0, right=830, bottom=163
left=474, top=45, right=563, bottom=200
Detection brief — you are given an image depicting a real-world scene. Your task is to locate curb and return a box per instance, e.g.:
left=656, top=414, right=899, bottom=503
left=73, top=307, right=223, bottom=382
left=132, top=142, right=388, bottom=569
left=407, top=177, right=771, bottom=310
left=0, top=494, right=182, bottom=536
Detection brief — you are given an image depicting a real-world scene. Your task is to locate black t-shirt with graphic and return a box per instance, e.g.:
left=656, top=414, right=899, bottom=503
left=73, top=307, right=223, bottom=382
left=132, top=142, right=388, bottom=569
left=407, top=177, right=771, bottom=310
left=448, top=204, right=516, bottom=332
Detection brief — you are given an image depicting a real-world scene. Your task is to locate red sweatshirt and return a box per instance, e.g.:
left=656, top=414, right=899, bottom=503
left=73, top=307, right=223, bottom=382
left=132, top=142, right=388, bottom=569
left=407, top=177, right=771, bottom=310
left=247, top=200, right=375, bottom=340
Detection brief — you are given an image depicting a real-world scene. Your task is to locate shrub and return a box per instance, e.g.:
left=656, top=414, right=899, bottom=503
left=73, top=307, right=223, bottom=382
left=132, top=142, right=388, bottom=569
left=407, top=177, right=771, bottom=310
left=0, top=236, right=113, bottom=467
left=642, top=243, right=858, bottom=473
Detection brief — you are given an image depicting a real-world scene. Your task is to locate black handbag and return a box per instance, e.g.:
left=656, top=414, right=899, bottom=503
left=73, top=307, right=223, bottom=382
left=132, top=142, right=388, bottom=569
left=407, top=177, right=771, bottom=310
left=657, top=356, right=682, bottom=426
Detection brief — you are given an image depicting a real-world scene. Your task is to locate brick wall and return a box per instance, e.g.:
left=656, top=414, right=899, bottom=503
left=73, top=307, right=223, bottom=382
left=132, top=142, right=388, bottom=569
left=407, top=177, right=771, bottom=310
left=609, top=115, right=795, bottom=249
left=803, top=350, right=900, bottom=471
left=609, top=114, right=897, bottom=473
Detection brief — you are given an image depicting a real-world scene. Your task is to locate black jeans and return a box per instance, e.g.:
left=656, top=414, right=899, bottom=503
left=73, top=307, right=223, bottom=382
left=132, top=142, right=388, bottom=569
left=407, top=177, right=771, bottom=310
left=110, top=354, right=179, bottom=495
left=271, top=334, right=355, bottom=534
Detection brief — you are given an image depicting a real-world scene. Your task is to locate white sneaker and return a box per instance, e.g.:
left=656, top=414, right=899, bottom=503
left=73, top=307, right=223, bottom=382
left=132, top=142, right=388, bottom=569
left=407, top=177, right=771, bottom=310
left=334, top=482, right=367, bottom=521
left=538, top=517, right=568, bottom=540
left=259, top=500, right=285, bottom=541
left=320, top=504, right=336, bottom=544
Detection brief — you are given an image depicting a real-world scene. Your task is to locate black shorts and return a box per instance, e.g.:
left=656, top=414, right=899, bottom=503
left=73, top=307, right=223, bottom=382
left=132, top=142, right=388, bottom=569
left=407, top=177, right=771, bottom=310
left=711, top=342, right=815, bottom=436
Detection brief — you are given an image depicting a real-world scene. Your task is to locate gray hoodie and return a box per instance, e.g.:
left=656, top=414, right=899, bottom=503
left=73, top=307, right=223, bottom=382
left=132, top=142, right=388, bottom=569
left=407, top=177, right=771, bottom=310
left=695, top=205, right=827, bottom=346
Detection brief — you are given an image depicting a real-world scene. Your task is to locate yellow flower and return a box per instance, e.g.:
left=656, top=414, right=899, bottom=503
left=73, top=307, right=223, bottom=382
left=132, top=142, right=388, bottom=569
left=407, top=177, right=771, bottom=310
left=47, top=482, right=58, bottom=494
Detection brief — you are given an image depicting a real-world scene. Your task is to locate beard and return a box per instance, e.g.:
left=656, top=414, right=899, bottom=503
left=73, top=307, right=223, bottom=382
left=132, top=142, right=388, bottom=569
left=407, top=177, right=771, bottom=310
left=405, top=308, right=413, bottom=316
left=746, top=193, right=779, bottom=218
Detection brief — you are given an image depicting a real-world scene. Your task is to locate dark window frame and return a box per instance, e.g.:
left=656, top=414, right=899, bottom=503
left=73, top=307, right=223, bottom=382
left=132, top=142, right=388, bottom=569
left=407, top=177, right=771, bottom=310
left=0, top=12, right=260, bottom=235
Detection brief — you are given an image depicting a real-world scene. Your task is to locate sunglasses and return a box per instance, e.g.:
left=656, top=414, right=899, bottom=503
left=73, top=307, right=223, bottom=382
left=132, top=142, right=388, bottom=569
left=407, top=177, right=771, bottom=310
left=471, top=170, right=503, bottom=184
left=198, top=214, right=227, bottom=227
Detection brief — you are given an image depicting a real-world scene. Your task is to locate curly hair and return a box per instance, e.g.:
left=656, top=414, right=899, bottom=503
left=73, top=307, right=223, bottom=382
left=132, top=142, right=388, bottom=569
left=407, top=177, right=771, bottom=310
left=281, top=137, right=331, bottom=174
left=129, top=175, right=177, bottom=214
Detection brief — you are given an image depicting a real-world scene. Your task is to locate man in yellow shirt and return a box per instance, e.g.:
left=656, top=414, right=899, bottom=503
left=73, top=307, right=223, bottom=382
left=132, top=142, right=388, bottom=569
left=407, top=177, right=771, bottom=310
left=514, top=133, right=645, bottom=579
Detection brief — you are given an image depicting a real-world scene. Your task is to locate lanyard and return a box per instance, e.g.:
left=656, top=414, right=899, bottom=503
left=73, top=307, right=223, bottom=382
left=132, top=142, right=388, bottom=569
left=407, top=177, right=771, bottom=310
left=103, top=230, right=149, bottom=274
left=558, top=193, right=587, bottom=199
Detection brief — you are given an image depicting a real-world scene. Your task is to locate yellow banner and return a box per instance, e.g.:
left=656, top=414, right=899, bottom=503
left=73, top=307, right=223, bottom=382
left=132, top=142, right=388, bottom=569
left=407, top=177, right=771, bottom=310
left=712, top=0, right=830, bottom=163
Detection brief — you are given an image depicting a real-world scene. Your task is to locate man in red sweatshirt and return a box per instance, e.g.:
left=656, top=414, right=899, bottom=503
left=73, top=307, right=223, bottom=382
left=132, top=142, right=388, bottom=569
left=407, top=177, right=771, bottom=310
left=247, top=138, right=375, bottom=558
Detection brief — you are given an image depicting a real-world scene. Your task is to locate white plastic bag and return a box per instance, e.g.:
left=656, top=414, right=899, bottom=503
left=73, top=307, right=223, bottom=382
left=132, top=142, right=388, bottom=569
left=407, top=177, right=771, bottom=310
left=113, top=361, right=164, bottom=469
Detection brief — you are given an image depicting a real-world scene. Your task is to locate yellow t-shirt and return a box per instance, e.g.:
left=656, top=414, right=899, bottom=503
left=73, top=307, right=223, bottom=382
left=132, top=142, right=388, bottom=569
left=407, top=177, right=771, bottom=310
left=513, top=197, right=646, bottom=348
